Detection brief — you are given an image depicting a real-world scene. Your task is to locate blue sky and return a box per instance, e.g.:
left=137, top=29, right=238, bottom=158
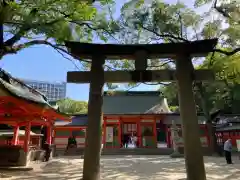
left=1, top=0, right=210, bottom=101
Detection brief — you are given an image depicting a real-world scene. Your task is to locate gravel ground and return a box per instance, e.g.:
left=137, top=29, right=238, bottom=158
left=2, top=155, right=240, bottom=180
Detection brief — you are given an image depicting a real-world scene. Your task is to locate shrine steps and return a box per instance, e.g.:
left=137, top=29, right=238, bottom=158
left=55, top=148, right=174, bottom=156
left=102, top=148, right=173, bottom=155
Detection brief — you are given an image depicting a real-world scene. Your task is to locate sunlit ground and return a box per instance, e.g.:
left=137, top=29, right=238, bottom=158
left=3, top=155, right=240, bottom=180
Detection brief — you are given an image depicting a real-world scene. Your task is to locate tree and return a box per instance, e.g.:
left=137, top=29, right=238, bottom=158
left=106, top=0, right=239, bottom=154
left=57, top=98, right=88, bottom=114
left=161, top=53, right=240, bottom=153
left=0, top=0, right=118, bottom=60
left=195, top=0, right=239, bottom=24
left=160, top=51, right=240, bottom=151
left=193, top=0, right=240, bottom=153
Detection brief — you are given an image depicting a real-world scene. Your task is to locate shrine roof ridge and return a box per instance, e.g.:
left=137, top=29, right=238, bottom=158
left=0, top=69, right=66, bottom=114
left=65, top=39, right=218, bottom=60
left=59, top=112, right=240, bottom=117
left=0, top=130, right=43, bottom=137
left=0, top=68, right=48, bottom=103
left=103, top=91, right=160, bottom=96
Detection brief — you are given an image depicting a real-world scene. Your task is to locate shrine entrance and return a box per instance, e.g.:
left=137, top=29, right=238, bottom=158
left=66, top=39, right=217, bottom=180
left=122, top=122, right=137, bottom=147
left=103, top=115, right=158, bottom=148
left=141, top=122, right=156, bottom=148
left=156, top=121, right=168, bottom=148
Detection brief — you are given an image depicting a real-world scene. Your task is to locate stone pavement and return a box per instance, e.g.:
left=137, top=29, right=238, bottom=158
left=2, top=155, right=240, bottom=180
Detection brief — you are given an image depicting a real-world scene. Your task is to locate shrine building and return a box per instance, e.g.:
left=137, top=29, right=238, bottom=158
left=216, top=115, right=240, bottom=149
left=54, top=91, right=210, bottom=149
left=0, top=68, right=70, bottom=166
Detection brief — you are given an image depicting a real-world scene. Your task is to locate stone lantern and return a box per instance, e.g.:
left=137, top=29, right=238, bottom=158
left=170, top=120, right=184, bottom=158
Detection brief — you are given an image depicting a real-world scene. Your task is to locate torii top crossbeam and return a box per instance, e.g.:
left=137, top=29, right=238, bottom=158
left=65, top=39, right=218, bottom=59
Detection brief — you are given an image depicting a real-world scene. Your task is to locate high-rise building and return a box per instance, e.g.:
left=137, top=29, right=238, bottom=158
left=23, top=79, right=67, bottom=101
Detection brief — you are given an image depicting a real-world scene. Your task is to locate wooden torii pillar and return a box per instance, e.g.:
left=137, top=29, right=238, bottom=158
left=65, top=39, right=218, bottom=180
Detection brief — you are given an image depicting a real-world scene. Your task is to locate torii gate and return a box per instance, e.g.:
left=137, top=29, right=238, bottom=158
left=65, top=39, right=218, bottom=180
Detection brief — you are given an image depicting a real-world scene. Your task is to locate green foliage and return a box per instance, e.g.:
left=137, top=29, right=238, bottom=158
left=0, top=0, right=116, bottom=59
left=160, top=51, right=240, bottom=114
left=194, top=0, right=212, bottom=8
left=109, top=0, right=240, bottom=117
left=161, top=83, right=178, bottom=106
left=57, top=98, right=88, bottom=114
left=169, top=106, right=179, bottom=113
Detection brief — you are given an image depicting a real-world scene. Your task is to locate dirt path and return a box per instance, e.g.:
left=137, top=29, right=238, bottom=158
left=2, top=155, right=240, bottom=180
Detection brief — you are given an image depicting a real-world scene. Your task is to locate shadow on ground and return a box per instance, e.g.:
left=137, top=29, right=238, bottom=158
left=2, top=155, right=240, bottom=180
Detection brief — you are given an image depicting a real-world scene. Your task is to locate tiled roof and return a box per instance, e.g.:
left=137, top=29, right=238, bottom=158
left=103, top=91, right=171, bottom=114
left=217, top=115, right=240, bottom=124
left=216, top=125, right=240, bottom=131
left=0, top=69, right=64, bottom=113
left=0, top=69, right=48, bottom=105
left=55, top=114, right=88, bottom=126
left=216, top=115, right=240, bottom=131
left=55, top=91, right=171, bottom=126
left=0, top=130, right=43, bottom=136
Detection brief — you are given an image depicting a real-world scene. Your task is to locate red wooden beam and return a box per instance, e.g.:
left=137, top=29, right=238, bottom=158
left=55, top=126, right=87, bottom=130
left=42, top=110, right=71, bottom=121
left=0, top=96, right=71, bottom=127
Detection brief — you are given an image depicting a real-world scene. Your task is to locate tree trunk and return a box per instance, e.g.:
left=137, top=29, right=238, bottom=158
left=176, top=55, right=206, bottom=180
left=82, top=55, right=105, bottom=180
left=207, top=123, right=219, bottom=154
left=206, top=122, right=214, bottom=153
left=195, top=82, right=219, bottom=154
left=0, top=23, right=4, bottom=60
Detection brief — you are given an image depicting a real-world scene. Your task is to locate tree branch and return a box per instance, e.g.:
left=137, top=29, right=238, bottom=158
left=140, top=25, right=189, bottom=42
left=213, top=47, right=240, bottom=56
left=126, top=83, right=142, bottom=91
left=194, top=82, right=211, bottom=122
left=143, top=82, right=170, bottom=86
left=0, top=0, right=7, bottom=48
left=0, top=24, right=3, bottom=47
left=4, top=27, right=32, bottom=46
left=7, top=40, right=90, bottom=65
left=148, top=60, right=173, bottom=68
left=177, top=11, right=184, bottom=39
left=8, top=40, right=122, bottom=72
left=213, top=0, right=239, bottom=23
left=70, top=21, right=119, bottom=42
left=213, top=0, right=230, bottom=19
left=4, top=12, right=72, bottom=47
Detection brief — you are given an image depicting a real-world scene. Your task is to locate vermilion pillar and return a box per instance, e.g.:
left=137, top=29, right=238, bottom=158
left=24, top=122, right=31, bottom=153
left=118, top=119, right=121, bottom=148
left=137, top=118, right=141, bottom=147
left=12, top=125, right=19, bottom=145
left=153, top=118, right=157, bottom=148
left=102, top=117, right=106, bottom=146
left=165, top=125, right=170, bottom=148
left=47, top=125, right=52, bottom=145
left=52, top=129, right=55, bottom=144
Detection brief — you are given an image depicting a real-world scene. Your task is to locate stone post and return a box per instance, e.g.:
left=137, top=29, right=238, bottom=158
left=12, top=125, right=19, bottom=145
left=82, top=54, right=105, bottom=180
left=176, top=55, right=206, bottom=180
left=47, top=125, right=52, bottom=145
left=24, top=122, right=31, bottom=153
left=170, top=120, right=183, bottom=158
